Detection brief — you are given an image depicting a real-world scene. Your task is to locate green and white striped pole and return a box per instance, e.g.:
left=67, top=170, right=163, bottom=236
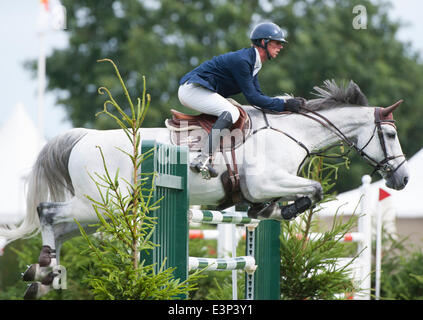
left=189, top=209, right=259, bottom=225
left=188, top=256, right=256, bottom=273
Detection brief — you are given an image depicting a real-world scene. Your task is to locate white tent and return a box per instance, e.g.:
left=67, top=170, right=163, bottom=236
left=318, top=148, right=423, bottom=219
left=0, top=102, right=45, bottom=225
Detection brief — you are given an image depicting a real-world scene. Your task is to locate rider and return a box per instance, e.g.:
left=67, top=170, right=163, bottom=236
left=178, top=22, right=304, bottom=178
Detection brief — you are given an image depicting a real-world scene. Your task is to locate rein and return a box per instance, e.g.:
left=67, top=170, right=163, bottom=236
left=250, top=105, right=406, bottom=176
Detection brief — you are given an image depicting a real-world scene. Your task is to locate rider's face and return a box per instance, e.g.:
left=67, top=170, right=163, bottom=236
left=267, top=40, right=284, bottom=59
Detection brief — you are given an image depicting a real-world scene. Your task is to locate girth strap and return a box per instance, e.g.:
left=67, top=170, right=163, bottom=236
left=221, top=137, right=241, bottom=205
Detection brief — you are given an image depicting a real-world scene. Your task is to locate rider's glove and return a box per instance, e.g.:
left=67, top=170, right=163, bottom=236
left=284, top=98, right=304, bottom=113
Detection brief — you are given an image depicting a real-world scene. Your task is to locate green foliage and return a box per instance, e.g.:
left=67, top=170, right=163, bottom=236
left=379, top=236, right=423, bottom=300
left=280, top=155, right=360, bottom=299
left=76, top=58, right=201, bottom=299
left=77, top=234, right=196, bottom=299
left=0, top=237, right=41, bottom=299
left=203, top=273, right=245, bottom=300
left=0, top=235, right=95, bottom=300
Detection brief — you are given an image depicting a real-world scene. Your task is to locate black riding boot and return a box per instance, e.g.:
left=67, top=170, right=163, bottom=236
left=190, top=111, right=233, bottom=179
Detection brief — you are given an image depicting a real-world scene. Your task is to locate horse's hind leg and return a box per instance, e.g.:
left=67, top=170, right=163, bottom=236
left=22, top=202, right=65, bottom=299
left=23, top=201, right=96, bottom=300
left=23, top=202, right=63, bottom=278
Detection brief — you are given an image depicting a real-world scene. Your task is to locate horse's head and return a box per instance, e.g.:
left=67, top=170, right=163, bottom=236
left=358, top=100, right=409, bottom=190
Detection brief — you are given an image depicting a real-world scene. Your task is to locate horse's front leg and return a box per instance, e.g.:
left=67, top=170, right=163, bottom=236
left=248, top=196, right=314, bottom=220
left=244, top=172, right=323, bottom=221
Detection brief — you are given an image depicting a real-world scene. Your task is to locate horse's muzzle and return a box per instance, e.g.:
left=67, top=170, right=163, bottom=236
left=385, top=171, right=409, bottom=190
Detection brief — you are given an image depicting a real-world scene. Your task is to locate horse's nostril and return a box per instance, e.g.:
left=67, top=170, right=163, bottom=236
left=403, top=176, right=409, bottom=185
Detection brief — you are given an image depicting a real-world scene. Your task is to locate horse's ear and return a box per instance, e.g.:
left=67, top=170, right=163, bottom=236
left=381, top=99, right=403, bottom=117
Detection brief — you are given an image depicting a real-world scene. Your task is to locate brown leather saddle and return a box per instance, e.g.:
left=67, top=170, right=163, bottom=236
left=165, top=99, right=252, bottom=152
left=165, top=99, right=252, bottom=208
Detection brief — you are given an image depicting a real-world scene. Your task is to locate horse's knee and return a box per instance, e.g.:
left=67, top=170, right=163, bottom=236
left=312, top=183, right=323, bottom=202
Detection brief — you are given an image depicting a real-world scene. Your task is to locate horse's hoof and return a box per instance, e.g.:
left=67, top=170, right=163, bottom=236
left=23, top=282, right=52, bottom=300
left=22, top=264, right=38, bottom=281
left=41, top=272, right=55, bottom=285
left=24, top=282, right=40, bottom=300
left=281, top=197, right=312, bottom=220
left=22, top=263, right=53, bottom=282
left=295, top=197, right=312, bottom=213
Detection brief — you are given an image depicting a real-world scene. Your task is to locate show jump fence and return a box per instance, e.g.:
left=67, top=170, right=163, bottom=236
left=139, top=140, right=280, bottom=300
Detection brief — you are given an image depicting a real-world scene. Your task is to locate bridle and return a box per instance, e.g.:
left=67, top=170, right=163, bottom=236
left=297, top=106, right=406, bottom=177
left=218, top=103, right=406, bottom=209
left=359, top=107, right=407, bottom=177
left=252, top=105, right=407, bottom=177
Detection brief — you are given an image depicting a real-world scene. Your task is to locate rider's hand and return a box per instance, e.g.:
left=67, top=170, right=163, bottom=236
left=284, top=98, right=304, bottom=113
left=295, top=97, right=307, bottom=107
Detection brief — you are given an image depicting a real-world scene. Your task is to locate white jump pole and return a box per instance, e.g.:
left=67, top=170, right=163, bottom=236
left=231, top=219, right=238, bottom=300
left=357, top=175, right=372, bottom=300
left=217, top=206, right=238, bottom=300
left=375, top=198, right=383, bottom=300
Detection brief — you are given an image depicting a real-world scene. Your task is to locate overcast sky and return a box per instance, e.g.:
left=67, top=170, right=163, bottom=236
left=1, top=0, right=422, bottom=140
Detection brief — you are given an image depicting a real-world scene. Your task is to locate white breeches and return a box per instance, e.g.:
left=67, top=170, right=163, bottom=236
left=178, top=82, right=240, bottom=124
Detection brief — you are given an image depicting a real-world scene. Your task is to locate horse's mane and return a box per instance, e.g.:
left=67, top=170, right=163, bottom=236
left=305, top=79, right=369, bottom=111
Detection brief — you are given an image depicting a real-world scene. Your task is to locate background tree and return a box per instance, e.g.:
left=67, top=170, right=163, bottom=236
left=30, top=0, right=423, bottom=192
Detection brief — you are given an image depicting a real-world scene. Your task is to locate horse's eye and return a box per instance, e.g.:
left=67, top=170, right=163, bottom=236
left=386, top=131, right=396, bottom=139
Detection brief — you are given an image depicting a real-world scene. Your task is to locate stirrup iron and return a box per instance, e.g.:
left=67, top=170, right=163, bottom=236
left=199, top=156, right=218, bottom=180
left=199, top=161, right=212, bottom=180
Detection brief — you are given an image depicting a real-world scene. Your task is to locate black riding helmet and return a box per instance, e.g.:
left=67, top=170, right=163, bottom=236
left=250, top=22, right=287, bottom=60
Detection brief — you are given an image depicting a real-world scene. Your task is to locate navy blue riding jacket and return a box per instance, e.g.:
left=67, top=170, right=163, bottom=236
left=179, top=47, right=286, bottom=112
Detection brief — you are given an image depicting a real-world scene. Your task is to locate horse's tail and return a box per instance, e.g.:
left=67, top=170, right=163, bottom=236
left=0, top=128, right=88, bottom=245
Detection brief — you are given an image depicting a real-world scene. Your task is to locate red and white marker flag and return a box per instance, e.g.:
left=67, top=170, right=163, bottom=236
left=37, top=0, right=66, bottom=32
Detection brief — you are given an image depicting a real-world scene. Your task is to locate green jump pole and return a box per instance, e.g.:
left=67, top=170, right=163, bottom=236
left=246, top=220, right=281, bottom=300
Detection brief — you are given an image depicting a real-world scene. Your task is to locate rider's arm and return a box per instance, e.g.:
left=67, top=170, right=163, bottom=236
left=231, top=58, right=286, bottom=112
